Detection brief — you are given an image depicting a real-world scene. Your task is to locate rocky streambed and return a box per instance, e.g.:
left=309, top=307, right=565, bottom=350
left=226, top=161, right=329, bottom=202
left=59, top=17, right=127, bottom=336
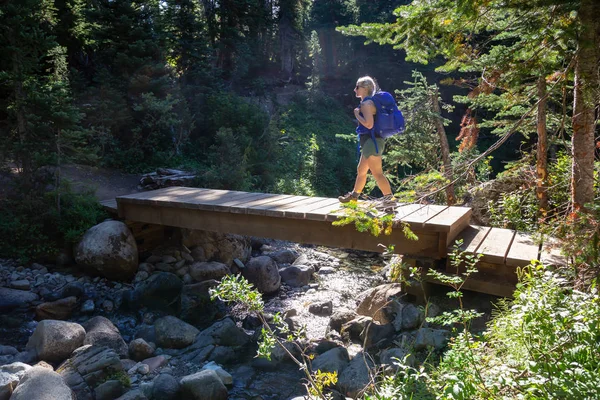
left=0, top=221, right=496, bottom=400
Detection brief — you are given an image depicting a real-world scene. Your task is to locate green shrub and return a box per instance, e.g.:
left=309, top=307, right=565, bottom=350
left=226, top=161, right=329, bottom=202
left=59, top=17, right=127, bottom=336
left=432, top=262, right=600, bottom=399
left=0, top=178, right=106, bottom=262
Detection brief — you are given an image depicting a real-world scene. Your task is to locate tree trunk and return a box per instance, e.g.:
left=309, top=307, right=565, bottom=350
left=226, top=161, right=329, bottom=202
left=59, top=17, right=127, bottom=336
left=571, top=0, right=598, bottom=211
left=10, top=31, right=30, bottom=176
left=431, top=89, right=456, bottom=205
left=279, top=16, right=294, bottom=79
left=536, top=77, right=549, bottom=215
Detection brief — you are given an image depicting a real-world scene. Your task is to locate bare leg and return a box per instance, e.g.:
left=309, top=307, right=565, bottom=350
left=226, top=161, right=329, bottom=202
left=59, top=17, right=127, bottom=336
left=352, top=155, right=370, bottom=193
left=366, top=156, right=393, bottom=195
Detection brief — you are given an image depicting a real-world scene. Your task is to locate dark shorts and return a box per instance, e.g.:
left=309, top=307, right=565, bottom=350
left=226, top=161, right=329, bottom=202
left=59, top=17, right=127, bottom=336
left=360, top=135, right=386, bottom=158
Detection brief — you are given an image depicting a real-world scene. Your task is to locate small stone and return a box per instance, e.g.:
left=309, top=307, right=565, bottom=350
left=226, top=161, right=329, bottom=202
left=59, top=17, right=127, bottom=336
left=306, top=289, right=317, bottom=295
left=65, top=275, right=75, bottom=283
left=138, top=363, right=150, bottom=374
left=102, top=300, right=114, bottom=312
left=81, top=299, right=95, bottom=313
left=10, top=280, right=30, bottom=290
left=318, top=267, right=335, bottom=275
left=162, top=256, right=177, bottom=264
left=135, top=271, right=149, bottom=282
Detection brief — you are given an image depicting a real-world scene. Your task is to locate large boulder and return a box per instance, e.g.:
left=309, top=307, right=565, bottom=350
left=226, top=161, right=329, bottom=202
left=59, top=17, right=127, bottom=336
left=337, top=352, right=375, bottom=398
left=35, top=296, right=78, bottom=320
left=154, top=316, right=199, bottom=349
left=10, top=366, right=74, bottom=400
left=241, top=256, right=281, bottom=294
left=74, top=221, right=138, bottom=281
left=356, top=283, right=403, bottom=324
left=82, top=316, right=128, bottom=358
left=181, top=230, right=251, bottom=266
left=26, top=320, right=86, bottom=363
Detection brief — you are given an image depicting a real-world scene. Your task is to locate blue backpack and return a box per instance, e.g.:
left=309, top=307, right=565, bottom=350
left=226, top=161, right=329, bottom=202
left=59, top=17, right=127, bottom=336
left=367, top=91, right=405, bottom=139
left=357, top=91, right=405, bottom=155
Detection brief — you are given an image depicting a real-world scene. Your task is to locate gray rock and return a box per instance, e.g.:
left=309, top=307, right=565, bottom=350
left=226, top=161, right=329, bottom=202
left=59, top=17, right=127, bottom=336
left=392, top=302, right=424, bottom=331
left=241, top=256, right=281, bottom=294
left=10, top=280, right=30, bottom=291
left=155, top=316, right=199, bottom=349
left=129, top=339, right=155, bottom=361
left=128, top=272, right=182, bottom=312
left=202, top=362, right=233, bottom=385
left=80, top=299, right=95, bottom=313
left=328, top=309, right=358, bottom=333
left=292, top=253, right=310, bottom=266
left=180, top=280, right=225, bottom=326
left=56, top=345, right=122, bottom=400
left=308, top=300, right=333, bottom=316
left=311, top=347, right=349, bottom=374
left=337, top=352, right=375, bottom=398
left=95, top=380, right=125, bottom=400
left=26, top=320, right=85, bottom=363
left=0, top=346, right=17, bottom=356
left=35, top=296, right=78, bottom=320
left=180, top=369, right=227, bottom=400
left=207, top=346, right=236, bottom=364
left=268, top=249, right=299, bottom=265
left=279, top=265, right=314, bottom=287
left=182, top=230, right=251, bottom=266
left=151, top=373, right=180, bottom=400
left=189, top=261, right=230, bottom=282
left=379, top=347, right=415, bottom=368
left=414, top=328, right=449, bottom=351
left=356, top=283, right=403, bottom=324
left=0, top=362, right=31, bottom=378
left=74, top=220, right=138, bottom=280
left=0, top=287, right=38, bottom=312
left=83, top=316, right=129, bottom=358
left=194, top=318, right=250, bottom=348
left=0, top=371, right=19, bottom=400
left=317, top=266, right=335, bottom=275
left=115, top=389, right=148, bottom=400
left=10, top=366, right=74, bottom=400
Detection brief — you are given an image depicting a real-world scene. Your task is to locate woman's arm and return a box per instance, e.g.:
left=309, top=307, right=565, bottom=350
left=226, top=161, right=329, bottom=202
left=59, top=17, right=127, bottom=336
left=354, top=100, right=375, bottom=129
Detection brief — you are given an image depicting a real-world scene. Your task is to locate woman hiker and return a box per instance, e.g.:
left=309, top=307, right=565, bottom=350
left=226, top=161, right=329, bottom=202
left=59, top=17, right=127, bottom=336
left=338, top=76, right=396, bottom=204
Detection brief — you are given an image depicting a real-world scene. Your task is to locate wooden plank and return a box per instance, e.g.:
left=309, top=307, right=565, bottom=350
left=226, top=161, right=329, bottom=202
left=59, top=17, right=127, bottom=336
left=424, top=206, right=472, bottom=232
left=539, top=237, right=568, bottom=267
left=506, top=233, right=540, bottom=267
left=427, top=273, right=516, bottom=297
left=477, top=227, right=516, bottom=265
left=284, top=198, right=340, bottom=219
left=448, top=225, right=491, bottom=253
left=304, top=201, right=345, bottom=221
left=118, top=202, right=443, bottom=257
left=245, top=195, right=312, bottom=216
left=221, top=193, right=297, bottom=214
left=198, top=192, right=269, bottom=212
left=263, top=197, right=327, bottom=218
left=400, top=205, right=448, bottom=226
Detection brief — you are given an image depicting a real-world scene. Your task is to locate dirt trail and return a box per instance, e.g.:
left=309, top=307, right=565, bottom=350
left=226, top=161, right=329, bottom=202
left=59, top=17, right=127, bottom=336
left=61, top=164, right=142, bottom=200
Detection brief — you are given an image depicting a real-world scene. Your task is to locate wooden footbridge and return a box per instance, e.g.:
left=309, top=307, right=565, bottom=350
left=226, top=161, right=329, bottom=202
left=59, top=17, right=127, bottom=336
left=101, top=187, right=566, bottom=298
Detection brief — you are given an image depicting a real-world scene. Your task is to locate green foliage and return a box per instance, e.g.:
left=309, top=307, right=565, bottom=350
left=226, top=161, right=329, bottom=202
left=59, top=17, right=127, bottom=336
left=209, top=274, right=264, bottom=312
left=332, top=202, right=395, bottom=237
left=271, top=93, right=356, bottom=196
left=433, top=263, right=600, bottom=399
left=488, top=190, right=538, bottom=232
left=0, top=179, right=106, bottom=262
left=365, top=360, right=432, bottom=400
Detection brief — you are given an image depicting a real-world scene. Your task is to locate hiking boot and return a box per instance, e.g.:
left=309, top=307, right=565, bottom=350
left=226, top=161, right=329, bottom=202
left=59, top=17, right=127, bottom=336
left=338, top=191, right=360, bottom=203
left=379, top=194, right=398, bottom=205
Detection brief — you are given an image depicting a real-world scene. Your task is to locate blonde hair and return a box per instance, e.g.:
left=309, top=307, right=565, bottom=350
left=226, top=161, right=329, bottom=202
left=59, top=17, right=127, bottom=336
left=356, top=76, right=377, bottom=97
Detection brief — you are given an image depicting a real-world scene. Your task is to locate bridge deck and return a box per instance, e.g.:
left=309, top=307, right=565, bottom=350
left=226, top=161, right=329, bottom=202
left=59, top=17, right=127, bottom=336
left=114, top=187, right=472, bottom=259
left=108, top=187, right=566, bottom=298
